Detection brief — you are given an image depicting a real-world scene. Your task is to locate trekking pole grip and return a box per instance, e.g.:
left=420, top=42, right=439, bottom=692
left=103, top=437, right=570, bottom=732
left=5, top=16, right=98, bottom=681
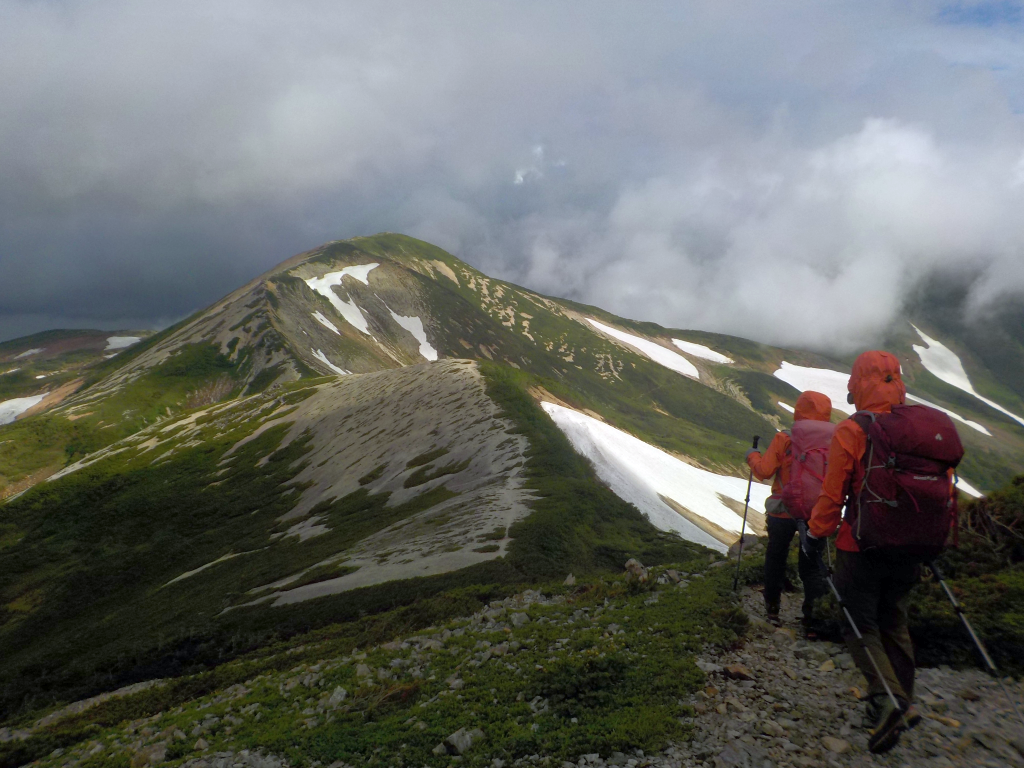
left=752, top=435, right=760, bottom=449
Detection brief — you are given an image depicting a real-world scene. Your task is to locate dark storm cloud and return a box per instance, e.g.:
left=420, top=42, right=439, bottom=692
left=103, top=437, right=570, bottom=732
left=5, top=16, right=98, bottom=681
left=2, top=1, right=1023, bottom=348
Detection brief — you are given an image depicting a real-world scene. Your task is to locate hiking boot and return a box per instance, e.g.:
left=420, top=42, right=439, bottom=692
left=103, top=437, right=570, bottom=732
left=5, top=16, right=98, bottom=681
left=904, top=704, right=922, bottom=730
left=801, top=617, right=825, bottom=641
left=867, top=697, right=910, bottom=754
left=764, top=600, right=781, bottom=627
left=862, top=695, right=884, bottom=729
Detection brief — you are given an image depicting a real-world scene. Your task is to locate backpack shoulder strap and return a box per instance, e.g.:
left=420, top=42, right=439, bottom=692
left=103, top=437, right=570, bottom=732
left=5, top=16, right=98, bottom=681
left=850, top=410, right=875, bottom=436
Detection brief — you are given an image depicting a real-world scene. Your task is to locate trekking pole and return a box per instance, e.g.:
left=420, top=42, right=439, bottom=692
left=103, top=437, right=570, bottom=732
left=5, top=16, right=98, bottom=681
left=928, top=561, right=1024, bottom=729
left=732, top=435, right=760, bottom=592
left=798, top=522, right=906, bottom=721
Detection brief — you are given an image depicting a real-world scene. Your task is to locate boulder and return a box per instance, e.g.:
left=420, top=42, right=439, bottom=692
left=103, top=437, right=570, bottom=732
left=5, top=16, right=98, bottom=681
left=821, top=736, right=851, bottom=754
left=563, top=574, right=575, bottom=586
left=327, top=687, right=347, bottom=707
left=724, top=664, right=754, bottom=681
left=446, top=727, right=485, bottom=755
left=624, top=558, right=648, bottom=582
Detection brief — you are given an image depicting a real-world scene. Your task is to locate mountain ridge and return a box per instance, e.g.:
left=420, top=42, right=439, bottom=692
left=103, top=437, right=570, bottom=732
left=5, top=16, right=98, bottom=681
left=1, top=232, right=1023, bottom=727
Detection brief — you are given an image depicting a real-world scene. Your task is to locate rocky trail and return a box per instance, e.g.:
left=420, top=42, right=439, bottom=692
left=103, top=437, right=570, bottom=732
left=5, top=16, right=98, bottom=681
left=668, top=584, right=1024, bottom=768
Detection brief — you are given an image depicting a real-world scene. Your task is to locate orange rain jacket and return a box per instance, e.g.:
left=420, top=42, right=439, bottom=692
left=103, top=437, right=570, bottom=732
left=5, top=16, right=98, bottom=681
left=747, top=391, right=833, bottom=512
left=807, top=351, right=907, bottom=551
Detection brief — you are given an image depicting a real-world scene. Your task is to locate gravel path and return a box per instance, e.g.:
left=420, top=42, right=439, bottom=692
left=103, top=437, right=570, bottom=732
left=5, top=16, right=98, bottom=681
left=661, top=586, right=1024, bottom=768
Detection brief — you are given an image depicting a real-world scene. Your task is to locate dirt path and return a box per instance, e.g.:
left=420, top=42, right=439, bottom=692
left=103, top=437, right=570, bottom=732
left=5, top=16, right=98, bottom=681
left=667, top=586, right=1024, bottom=768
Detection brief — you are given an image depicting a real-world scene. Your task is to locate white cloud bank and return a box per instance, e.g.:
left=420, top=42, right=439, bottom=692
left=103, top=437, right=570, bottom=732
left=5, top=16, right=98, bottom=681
left=1, top=2, right=1023, bottom=347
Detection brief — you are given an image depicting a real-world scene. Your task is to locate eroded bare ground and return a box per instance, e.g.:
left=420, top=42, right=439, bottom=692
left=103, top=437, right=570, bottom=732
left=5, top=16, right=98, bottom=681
left=237, top=359, right=534, bottom=605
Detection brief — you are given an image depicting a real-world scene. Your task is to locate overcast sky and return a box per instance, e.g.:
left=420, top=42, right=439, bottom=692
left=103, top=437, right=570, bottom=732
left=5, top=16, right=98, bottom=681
left=2, top=1, right=1024, bottom=349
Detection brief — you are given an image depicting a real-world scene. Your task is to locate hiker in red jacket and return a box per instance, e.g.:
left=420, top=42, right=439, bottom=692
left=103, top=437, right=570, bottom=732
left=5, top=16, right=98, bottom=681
left=746, top=390, right=832, bottom=634
left=803, top=351, right=923, bottom=752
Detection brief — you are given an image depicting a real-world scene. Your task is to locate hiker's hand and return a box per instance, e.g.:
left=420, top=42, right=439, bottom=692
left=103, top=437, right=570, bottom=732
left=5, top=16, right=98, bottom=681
left=745, top=448, right=760, bottom=459
left=802, top=532, right=826, bottom=561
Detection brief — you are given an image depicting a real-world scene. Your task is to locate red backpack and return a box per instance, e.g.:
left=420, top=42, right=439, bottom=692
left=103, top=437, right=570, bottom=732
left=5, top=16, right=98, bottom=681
left=781, top=420, right=836, bottom=520
left=847, top=404, right=965, bottom=559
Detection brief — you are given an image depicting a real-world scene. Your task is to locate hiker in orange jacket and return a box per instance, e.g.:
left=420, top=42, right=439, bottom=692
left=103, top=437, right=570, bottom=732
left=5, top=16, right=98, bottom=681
left=746, top=390, right=831, bottom=633
left=803, top=351, right=922, bottom=752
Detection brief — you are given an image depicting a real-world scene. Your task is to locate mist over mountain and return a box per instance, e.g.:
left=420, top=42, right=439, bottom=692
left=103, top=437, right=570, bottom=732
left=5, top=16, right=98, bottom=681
left=3, top=2, right=1024, bottom=350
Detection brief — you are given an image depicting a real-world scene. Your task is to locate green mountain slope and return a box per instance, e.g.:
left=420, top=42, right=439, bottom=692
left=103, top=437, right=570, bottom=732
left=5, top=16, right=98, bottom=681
left=2, top=232, right=1023, bottom=733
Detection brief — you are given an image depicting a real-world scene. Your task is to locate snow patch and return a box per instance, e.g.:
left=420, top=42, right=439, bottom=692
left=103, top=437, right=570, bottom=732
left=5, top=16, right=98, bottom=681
left=14, top=348, right=43, bottom=359
left=388, top=310, right=438, bottom=361
left=773, top=362, right=853, bottom=416
left=105, top=336, right=141, bottom=351
left=311, top=349, right=349, bottom=376
left=164, top=551, right=256, bottom=586
left=671, top=339, right=733, bottom=364
left=912, top=325, right=1024, bottom=429
left=304, top=263, right=380, bottom=335
left=956, top=477, right=983, bottom=499
left=312, top=311, right=340, bottom=335
left=905, top=394, right=992, bottom=437
left=0, top=394, right=46, bottom=425
left=777, top=402, right=795, bottom=414
left=586, top=319, right=699, bottom=379
left=1, top=368, right=19, bottom=376
left=541, top=401, right=771, bottom=552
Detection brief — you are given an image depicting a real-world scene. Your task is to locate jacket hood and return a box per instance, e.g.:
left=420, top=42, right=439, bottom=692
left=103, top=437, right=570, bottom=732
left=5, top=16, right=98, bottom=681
left=794, top=391, right=832, bottom=422
left=848, top=350, right=906, bottom=413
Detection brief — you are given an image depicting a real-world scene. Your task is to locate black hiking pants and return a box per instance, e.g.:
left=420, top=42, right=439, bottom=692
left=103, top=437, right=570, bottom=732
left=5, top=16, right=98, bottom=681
left=763, top=514, right=827, bottom=619
left=834, top=549, right=920, bottom=703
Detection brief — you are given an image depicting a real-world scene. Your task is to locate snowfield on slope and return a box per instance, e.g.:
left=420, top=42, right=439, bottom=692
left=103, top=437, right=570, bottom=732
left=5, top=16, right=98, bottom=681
left=104, top=336, right=141, bottom=351
left=388, top=310, right=438, bottom=361
left=303, top=264, right=379, bottom=335
left=671, top=339, right=733, bottom=364
left=956, top=476, right=983, bottom=499
left=311, top=349, right=349, bottom=375
left=773, top=361, right=989, bottom=436
left=586, top=319, right=699, bottom=378
left=541, top=402, right=769, bottom=552
left=912, top=325, right=1024, bottom=429
left=0, top=394, right=47, bottom=425
left=312, top=311, right=340, bottom=335
left=773, top=362, right=853, bottom=415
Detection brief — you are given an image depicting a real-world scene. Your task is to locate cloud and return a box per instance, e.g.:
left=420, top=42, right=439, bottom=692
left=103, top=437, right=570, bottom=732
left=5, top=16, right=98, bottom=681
left=1, top=1, right=1023, bottom=350
left=536, top=119, right=1024, bottom=349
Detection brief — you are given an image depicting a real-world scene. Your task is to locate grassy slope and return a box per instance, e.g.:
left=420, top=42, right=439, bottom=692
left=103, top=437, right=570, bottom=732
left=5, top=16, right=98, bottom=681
left=0, top=362, right=703, bottom=730
left=0, top=330, right=143, bottom=402
left=374, top=235, right=779, bottom=470
left=1, top=564, right=746, bottom=768
left=0, top=342, right=245, bottom=492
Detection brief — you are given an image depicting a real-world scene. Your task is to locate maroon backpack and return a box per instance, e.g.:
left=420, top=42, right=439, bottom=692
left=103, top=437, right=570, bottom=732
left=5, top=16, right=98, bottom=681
left=781, top=420, right=836, bottom=520
left=846, top=404, right=965, bottom=559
